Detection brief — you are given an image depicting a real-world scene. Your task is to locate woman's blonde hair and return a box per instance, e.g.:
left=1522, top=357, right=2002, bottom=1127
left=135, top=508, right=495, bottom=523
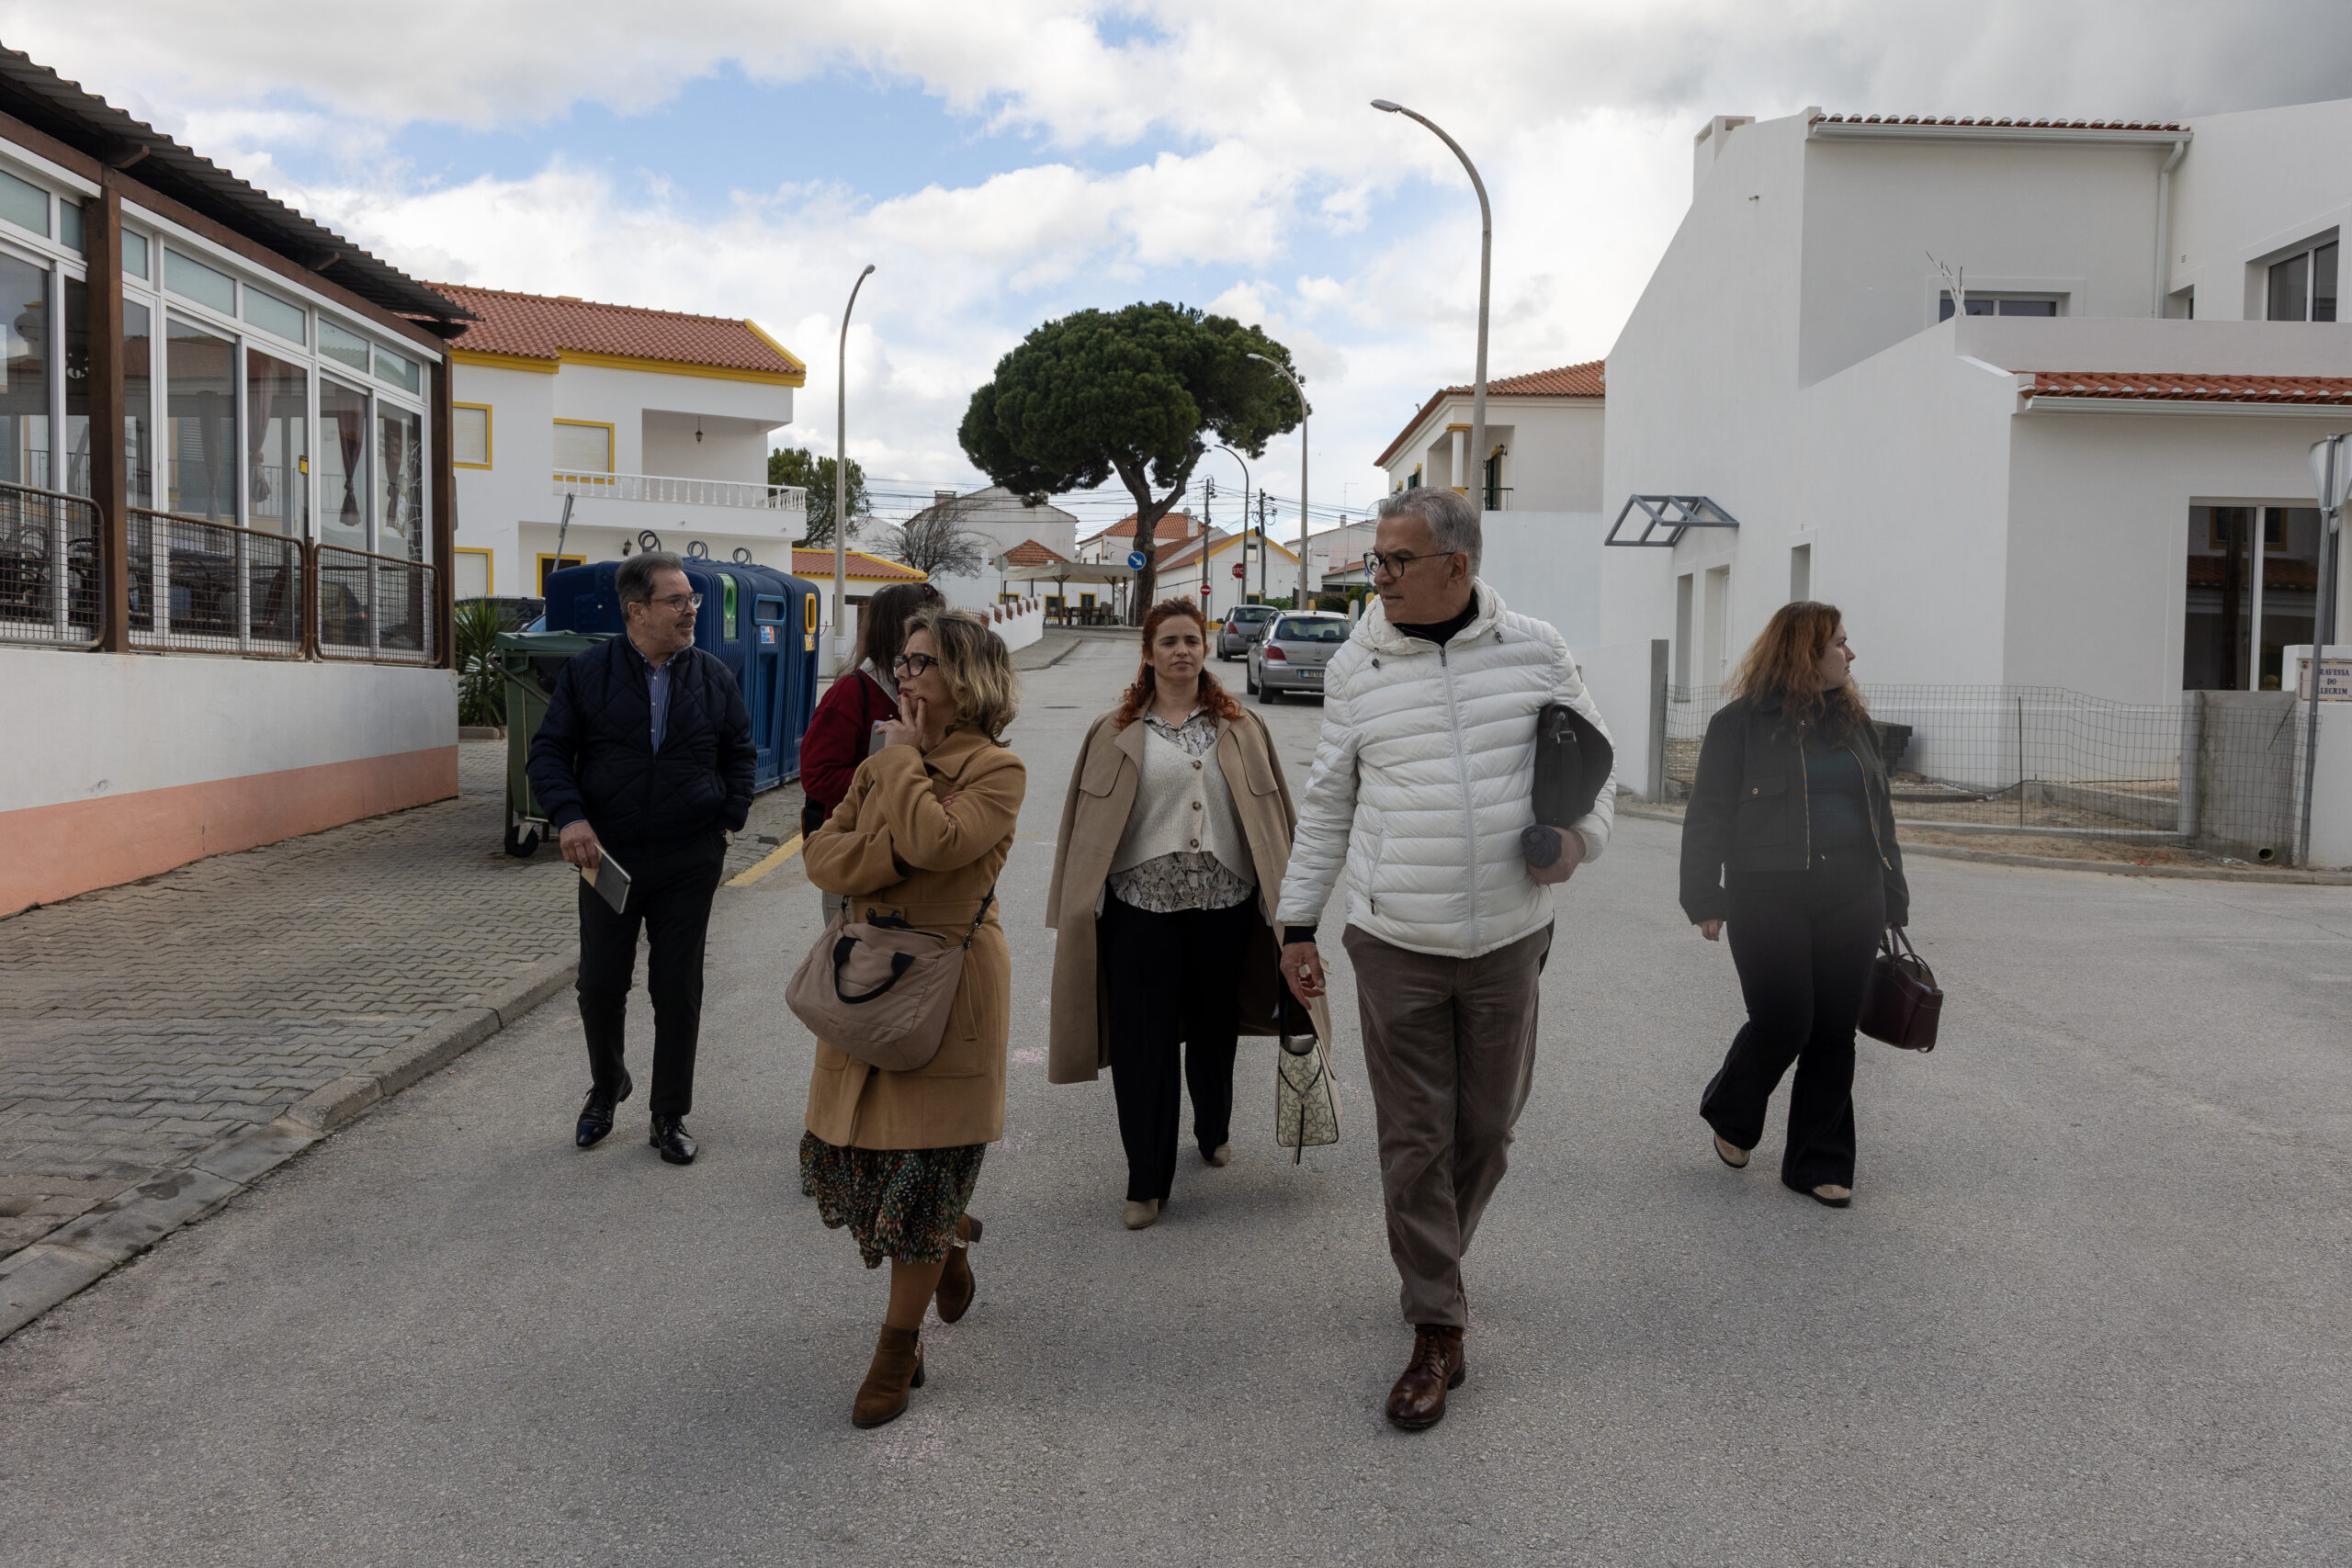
left=906, top=609, right=1020, bottom=742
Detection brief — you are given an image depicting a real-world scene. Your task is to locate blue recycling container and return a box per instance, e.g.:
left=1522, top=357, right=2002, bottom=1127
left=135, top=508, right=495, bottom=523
left=542, top=557, right=820, bottom=793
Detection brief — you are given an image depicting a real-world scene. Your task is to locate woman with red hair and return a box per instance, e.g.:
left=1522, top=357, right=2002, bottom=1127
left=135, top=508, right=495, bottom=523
left=1046, top=599, right=1300, bottom=1228
left=1679, top=602, right=1910, bottom=1209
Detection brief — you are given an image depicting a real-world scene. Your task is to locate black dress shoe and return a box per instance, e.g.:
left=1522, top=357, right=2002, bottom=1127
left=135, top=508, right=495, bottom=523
left=575, top=1069, right=633, bottom=1148
left=650, top=1115, right=697, bottom=1165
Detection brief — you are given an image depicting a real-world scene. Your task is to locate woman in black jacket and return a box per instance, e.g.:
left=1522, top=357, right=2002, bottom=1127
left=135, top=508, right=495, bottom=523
left=1679, top=602, right=1908, bottom=1208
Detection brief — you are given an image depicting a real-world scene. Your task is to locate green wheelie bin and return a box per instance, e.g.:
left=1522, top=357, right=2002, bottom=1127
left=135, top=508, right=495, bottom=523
left=496, top=629, right=609, bottom=857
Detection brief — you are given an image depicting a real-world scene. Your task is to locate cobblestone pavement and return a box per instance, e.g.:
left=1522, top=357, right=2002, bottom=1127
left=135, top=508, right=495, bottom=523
left=0, top=739, right=801, bottom=1260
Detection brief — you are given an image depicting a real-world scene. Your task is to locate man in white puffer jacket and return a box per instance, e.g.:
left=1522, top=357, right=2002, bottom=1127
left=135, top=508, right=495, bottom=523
left=1277, top=487, right=1612, bottom=1431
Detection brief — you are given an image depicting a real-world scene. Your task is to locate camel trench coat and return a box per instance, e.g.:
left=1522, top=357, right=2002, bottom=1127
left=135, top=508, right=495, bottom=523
left=1044, top=706, right=1297, bottom=1085
left=802, top=728, right=1026, bottom=1149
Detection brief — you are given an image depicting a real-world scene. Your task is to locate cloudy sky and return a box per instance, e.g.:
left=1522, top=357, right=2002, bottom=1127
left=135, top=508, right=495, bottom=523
left=14, top=1, right=2350, bottom=536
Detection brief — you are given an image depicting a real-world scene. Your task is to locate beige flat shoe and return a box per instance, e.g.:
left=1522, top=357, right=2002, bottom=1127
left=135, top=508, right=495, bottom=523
left=1122, top=1199, right=1160, bottom=1230
left=1204, top=1143, right=1231, bottom=1168
left=1713, top=1133, right=1750, bottom=1169
left=1809, top=1184, right=1852, bottom=1208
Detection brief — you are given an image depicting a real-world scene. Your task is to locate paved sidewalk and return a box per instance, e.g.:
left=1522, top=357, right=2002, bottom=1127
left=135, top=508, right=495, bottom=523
left=0, top=740, right=797, bottom=1265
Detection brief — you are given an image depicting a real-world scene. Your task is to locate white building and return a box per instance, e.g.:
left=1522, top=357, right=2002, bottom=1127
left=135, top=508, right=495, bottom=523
left=433, top=285, right=808, bottom=598
left=899, top=484, right=1080, bottom=611
left=1075, top=510, right=1204, bottom=564
left=1564, top=104, right=2352, bottom=862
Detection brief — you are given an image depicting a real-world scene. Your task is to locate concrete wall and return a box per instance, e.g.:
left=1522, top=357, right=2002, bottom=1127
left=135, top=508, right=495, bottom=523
left=0, top=649, right=458, bottom=915
left=1480, top=511, right=1608, bottom=655
left=2168, top=97, right=2352, bottom=320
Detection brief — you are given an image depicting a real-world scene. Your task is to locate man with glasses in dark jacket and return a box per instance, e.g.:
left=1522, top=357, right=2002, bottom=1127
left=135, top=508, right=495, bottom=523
left=528, top=552, right=754, bottom=1164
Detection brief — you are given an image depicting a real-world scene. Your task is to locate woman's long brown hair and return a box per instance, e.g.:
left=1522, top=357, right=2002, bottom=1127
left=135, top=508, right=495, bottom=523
left=1725, top=600, right=1869, bottom=740
left=1114, top=598, right=1244, bottom=729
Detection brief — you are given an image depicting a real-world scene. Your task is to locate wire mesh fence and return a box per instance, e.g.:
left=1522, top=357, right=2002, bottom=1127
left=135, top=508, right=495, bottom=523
left=1661, top=682, right=2312, bottom=863
left=0, top=480, right=103, bottom=648
left=315, top=544, right=437, bottom=664
left=126, top=509, right=304, bottom=656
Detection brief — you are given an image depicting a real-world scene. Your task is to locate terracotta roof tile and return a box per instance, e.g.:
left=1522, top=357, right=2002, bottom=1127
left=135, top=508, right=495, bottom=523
left=1813, top=114, right=2188, bottom=131
left=1001, top=538, right=1073, bottom=568
left=788, top=548, right=926, bottom=582
left=1079, top=511, right=1203, bottom=547
left=434, top=283, right=804, bottom=376
left=2025, top=372, right=2352, bottom=405
left=1377, top=360, right=1603, bottom=468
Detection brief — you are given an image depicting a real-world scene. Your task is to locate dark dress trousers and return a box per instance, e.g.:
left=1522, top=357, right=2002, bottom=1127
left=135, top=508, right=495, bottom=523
left=527, top=636, right=754, bottom=1117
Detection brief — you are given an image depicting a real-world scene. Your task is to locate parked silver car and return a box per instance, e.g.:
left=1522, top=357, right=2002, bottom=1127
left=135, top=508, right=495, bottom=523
left=1216, top=603, right=1280, bottom=660
left=1247, top=612, right=1348, bottom=703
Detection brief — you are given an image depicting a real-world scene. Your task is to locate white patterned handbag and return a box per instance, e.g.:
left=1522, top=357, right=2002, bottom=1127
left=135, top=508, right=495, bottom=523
left=1275, top=995, right=1340, bottom=1161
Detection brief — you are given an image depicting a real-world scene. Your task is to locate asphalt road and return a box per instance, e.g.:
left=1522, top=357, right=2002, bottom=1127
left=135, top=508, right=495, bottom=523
left=5, top=633, right=2349, bottom=1567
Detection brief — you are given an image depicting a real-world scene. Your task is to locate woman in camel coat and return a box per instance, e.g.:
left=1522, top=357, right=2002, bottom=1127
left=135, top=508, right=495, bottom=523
left=1046, top=598, right=1299, bottom=1225
left=802, top=610, right=1025, bottom=1429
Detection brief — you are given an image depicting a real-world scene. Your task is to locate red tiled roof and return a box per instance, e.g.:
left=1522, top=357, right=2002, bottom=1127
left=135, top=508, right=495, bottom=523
left=1080, top=512, right=1201, bottom=547
left=1377, top=360, right=1604, bottom=469
left=788, top=548, right=926, bottom=582
left=2025, top=372, right=2352, bottom=405
left=1000, top=538, right=1072, bottom=568
left=435, top=283, right=805, bottom=378
left=1813, top=114, right=2188, bottom=132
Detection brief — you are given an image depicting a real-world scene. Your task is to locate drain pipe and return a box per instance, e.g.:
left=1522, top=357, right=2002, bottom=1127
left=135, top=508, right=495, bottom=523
left=2153, top=136, right=2188, bottom=316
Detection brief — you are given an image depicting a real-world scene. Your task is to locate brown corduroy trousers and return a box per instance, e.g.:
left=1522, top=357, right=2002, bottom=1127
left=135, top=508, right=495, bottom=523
left=1342, top=921, right=1552, bottom=1330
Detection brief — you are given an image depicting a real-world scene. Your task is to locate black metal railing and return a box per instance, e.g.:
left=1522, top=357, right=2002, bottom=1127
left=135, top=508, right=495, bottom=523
left=315, top=543, right=438, bottom=664
left=0, top=479, right=103, bottom=649
left=127, top=508, right=304, bottom=657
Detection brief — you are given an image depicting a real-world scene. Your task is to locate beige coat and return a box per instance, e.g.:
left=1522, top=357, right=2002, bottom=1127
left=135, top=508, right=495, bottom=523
left=802, top=728, right=1026, bottom=1149
left=1044, top=706, right=1297, bottom=1085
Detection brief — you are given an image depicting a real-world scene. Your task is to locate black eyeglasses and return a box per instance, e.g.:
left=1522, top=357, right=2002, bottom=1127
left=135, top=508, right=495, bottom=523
left=648, top=592, right=703, bottom=613
left=892, top=651, right=938, bottom=677
left=1362, top=548, right=1459, bottom=581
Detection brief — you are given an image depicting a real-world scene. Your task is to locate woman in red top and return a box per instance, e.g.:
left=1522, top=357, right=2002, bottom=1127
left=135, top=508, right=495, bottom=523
left=800, top=581, right=946, bottom=839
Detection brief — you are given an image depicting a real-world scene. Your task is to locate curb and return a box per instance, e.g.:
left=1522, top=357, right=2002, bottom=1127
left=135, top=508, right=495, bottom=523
left=1614, top=804, right=2352, bottom=886
left=0, top=955, right=577, bottom=1342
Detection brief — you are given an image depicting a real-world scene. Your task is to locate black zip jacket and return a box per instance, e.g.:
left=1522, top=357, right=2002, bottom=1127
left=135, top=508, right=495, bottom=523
left=526, top=636, right=755, bottom=857
left=1678, top=695, right=1910, bottom=928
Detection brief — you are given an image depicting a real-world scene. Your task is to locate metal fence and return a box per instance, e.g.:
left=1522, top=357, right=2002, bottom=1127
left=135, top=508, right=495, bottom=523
left=1661, top=682, right=2312, bottom=863
left=315, top=544, right=437, bottom=664
left=0, top=480, right=103, bottom=648
left=127, top=508, right=304, bottom=657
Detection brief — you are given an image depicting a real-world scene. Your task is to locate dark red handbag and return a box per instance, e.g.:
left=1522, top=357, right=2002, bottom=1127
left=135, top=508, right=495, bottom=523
left=1860, top=926, right=1941, bottom=1052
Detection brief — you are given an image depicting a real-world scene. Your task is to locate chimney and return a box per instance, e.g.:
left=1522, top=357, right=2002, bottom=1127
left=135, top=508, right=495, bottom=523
left=933, top=490, right=957, bottom=507
left=1692, top=115, right=1754, bottom=198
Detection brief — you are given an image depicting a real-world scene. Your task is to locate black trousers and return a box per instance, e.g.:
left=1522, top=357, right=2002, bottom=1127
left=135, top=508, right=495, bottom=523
left=1099, top=889, right=1258, bottom=1202
left=576, top=831, right=727, bottom=1121
left=1701, top=847, right=1884, bottom=1190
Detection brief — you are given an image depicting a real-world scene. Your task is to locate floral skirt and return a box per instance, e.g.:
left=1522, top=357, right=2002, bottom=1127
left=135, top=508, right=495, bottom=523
left=799, top=1133, right=986, bottom=1269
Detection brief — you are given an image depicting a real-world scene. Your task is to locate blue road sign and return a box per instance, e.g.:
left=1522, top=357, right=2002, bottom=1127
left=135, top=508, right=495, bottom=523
left=1127, top=551, right=1148, bottom=570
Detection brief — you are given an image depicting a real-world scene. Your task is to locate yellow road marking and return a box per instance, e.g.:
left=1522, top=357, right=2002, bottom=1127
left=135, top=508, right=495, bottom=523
left=728, top=834, right=805, bottom=886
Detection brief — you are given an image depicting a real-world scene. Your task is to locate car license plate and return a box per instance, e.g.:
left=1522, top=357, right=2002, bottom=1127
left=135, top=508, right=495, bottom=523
left=1300, top=668, right=1322, bottom=682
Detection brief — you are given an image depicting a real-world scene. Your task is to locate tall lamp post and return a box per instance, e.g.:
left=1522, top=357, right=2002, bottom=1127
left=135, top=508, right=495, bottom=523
left=2301, top=433, right=2350, bottom=866
left=1247, top=353, right=1309, bottom=605
left=1213, top=444, right=1252, bottom=601
left=832, top=263, right=876, bottom=675
left=1373, top=99, right=1492, bottom=513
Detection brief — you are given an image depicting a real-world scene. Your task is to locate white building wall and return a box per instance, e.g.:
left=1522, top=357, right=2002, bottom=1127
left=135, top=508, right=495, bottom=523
left=2166, top=98, right=2352, bottom=319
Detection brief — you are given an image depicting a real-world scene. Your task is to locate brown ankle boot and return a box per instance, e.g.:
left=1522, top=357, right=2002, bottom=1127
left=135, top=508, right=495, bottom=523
left=1385, top=1325, right=1465, bottom=1431
left=934, top=1213, right=983, bottom=1324
left=851, top=1325, right=925, bottom=1428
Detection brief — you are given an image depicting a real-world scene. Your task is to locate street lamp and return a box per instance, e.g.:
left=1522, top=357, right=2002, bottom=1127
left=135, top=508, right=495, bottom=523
left=2300, top=433, right=2350, bottom=865
left=1247, top=352, right=1309, bottom=606
left=1374, top=98, right=1492, bottom=514
left=833, top=263, right=875, bottom=675
left=1213, top=444, right=1253, bottom=601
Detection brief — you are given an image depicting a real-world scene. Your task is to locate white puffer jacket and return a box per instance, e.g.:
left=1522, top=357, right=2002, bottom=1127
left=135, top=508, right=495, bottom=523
left=1275, top=581, right=1614, bottom=959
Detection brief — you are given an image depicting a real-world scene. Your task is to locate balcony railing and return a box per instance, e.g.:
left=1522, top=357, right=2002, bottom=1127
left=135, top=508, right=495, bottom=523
left=0, top=479, right=103, bottom=649
left=316, top=543, right=437, bottom=664
left=129, top=508, right=305, bottom=658
left=551, top=470, right=808, bottom=513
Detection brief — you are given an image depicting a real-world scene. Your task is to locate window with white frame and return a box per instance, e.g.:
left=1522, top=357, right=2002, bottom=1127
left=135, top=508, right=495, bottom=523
left=2265, top=235, right=2338, bottom=322
left=1939, top=292, right=2061, bottom=321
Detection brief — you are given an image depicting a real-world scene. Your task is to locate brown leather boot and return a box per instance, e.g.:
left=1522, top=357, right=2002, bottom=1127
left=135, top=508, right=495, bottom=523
left=934, top=1213, right=983, bottom=1324
left=1385, top=1325, right=1465, bottom=1431
left=851, top=1325, right=925, bottom=1428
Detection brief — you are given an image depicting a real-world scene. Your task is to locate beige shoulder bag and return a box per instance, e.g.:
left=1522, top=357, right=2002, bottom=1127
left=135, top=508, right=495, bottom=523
left=786, top=891, right=994, bottom=1073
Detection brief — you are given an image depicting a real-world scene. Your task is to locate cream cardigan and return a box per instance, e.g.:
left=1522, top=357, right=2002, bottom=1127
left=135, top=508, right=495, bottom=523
left=1110, top=719, right=1250, bottom=879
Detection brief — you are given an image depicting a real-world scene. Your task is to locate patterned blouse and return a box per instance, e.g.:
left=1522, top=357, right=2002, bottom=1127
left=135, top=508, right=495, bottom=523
left=1107, top=709, right=1257, bottom=914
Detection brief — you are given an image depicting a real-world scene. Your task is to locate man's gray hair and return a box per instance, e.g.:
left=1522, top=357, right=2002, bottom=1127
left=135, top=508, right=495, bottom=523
left=1376, top=487, right=1482, bottom=574
left=615, top=550, right=687, bottom=606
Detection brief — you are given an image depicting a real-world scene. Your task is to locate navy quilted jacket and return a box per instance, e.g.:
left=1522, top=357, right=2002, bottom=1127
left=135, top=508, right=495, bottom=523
left=526, top=636, right=754, bottom=856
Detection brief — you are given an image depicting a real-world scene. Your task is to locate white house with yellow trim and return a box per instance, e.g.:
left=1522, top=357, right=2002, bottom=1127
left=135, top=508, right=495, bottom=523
left=1158, top=526, right=1304, bottom=619
left=435, top=284, right=808, bottom=598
